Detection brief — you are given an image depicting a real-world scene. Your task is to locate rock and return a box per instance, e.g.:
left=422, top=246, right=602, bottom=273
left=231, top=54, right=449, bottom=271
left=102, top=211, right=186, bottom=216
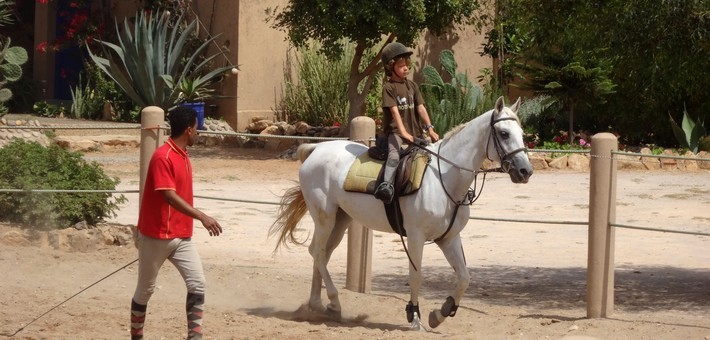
left=548, top=155, right=568, bottom=169
left=683, top=151, right=699, bottom=171
left=528, top=152, right=550, bottom=170
left=294, top=121, right=310, bottom=134
left=617, top=153, right=645, bottom=170
left=696, top=151, right=710, bottom=170
left=640, top=148, right=661, bottom=170
left=567, top=153, right=589, bottom=171
left=660, top=149, right=679, bottom=169
left=247, top=119, right=272, bottom=133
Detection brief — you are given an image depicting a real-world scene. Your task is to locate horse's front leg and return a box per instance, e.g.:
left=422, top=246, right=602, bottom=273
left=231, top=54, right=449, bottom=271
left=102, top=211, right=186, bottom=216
left=405, top=232, right=426, bottom=331
left=429, top=234, right=470, bottom=328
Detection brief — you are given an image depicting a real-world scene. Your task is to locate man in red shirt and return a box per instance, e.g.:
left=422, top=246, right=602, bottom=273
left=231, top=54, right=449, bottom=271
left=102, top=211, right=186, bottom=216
left=130, top=106, right=222, bottom=340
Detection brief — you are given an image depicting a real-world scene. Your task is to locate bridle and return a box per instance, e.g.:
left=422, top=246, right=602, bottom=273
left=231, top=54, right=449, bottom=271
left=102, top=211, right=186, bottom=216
left=414, top=111, right=528, bottom=243
left=486, top=113, right=528, bottom=174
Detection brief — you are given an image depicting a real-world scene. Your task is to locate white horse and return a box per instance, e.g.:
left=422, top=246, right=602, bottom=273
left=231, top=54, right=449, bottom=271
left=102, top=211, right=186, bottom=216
left=270, top=96, right=533, bottom=329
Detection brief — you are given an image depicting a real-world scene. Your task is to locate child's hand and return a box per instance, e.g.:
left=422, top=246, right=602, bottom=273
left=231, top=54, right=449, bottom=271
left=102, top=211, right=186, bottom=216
left=402, top=132, right=414, bottom=143
left=429, top=130, right=440, bottom=142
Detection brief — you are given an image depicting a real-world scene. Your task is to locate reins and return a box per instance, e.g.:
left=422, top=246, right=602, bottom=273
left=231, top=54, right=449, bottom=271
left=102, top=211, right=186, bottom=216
left=393, top=111, right=527, bottom=270
left=418, top=113, right=527, bottom=243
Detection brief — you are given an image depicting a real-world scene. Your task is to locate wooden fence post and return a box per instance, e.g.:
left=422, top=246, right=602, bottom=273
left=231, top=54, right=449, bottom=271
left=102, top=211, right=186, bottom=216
left=587, top=132, right=618, bottom=318
left=345, top=116, right=375, bottom=293
left=139, top=106, right=164, bottom=204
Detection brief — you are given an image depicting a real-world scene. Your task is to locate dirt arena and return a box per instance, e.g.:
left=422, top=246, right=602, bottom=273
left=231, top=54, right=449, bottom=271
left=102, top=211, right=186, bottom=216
left=1, top=143, right=709, bottom=340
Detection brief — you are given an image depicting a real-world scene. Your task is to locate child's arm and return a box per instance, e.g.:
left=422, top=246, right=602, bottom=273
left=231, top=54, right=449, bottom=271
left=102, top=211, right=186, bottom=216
left=390, top=106, right=414, bottom=143
left=416, top=104, right=439, bottom=142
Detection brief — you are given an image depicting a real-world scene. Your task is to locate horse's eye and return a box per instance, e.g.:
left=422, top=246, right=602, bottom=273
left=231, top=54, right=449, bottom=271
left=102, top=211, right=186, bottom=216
left=500, top=131, right=509, bottom=139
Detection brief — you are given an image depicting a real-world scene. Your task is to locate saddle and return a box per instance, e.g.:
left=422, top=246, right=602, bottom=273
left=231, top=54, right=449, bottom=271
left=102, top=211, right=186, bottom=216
left=344, top=146, right=430, bottom=237
left=343, top=146, right=430, bottom=196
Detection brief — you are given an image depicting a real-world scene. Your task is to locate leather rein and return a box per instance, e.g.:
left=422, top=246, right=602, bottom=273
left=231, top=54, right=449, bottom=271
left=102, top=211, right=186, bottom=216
left=413, top=114, right=527, bottom=243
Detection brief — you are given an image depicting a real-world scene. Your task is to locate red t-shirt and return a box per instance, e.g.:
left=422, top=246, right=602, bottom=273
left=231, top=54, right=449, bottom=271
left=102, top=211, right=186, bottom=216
left=137, top=138, right=194, bottom=239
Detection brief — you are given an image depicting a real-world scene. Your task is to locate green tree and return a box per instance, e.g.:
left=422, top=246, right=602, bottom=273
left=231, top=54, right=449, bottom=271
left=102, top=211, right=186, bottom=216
left=483, top=0, right=709, bottom=146
left=267, top=0, right=489, bottom=132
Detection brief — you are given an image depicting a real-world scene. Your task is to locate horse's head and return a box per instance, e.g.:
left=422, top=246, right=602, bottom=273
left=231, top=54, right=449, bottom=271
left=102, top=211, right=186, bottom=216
left=487, top=96, right=533, bottom=183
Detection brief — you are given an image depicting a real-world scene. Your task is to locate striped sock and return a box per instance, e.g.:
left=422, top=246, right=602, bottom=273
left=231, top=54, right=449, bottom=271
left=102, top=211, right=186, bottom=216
left=186, top=293, right=204, bottom=340
left=130, top=299, right=147, bottom=340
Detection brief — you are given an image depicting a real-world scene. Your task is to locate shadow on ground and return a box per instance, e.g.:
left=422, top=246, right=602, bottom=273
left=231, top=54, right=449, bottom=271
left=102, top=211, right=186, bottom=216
left=371, top=265, right=709, bottom=313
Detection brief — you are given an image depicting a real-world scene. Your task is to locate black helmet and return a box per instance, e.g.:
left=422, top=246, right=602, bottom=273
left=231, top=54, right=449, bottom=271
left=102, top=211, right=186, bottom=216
left=381, top=42, right=413, bottom=74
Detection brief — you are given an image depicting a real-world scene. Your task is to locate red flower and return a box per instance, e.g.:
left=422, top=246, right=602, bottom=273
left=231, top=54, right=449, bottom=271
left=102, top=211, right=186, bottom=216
left=36, top=41, right=48, bottom=53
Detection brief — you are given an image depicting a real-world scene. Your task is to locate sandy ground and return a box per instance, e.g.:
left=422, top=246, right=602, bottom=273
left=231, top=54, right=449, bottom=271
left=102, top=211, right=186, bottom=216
left=1, top=143, right=709, bottom=340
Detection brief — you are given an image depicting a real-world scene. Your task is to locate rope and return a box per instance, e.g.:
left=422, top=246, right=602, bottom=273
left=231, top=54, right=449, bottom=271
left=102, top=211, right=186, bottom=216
left=4, top=258, right=138, bottom=337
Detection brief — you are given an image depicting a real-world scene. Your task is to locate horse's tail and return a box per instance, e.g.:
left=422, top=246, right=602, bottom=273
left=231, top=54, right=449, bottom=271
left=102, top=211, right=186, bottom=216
left=296, top=143, right=317, bottom=162
left=269, top=185, right=309, bottom=251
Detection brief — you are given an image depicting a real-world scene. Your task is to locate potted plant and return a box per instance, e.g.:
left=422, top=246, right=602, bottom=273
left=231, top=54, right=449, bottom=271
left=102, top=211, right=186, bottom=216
left=175, top=77, right=216, bottom=130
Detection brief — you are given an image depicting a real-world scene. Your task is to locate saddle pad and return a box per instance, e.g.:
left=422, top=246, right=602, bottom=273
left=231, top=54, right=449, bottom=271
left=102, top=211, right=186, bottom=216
left=343, top=151, right=429, bottom=195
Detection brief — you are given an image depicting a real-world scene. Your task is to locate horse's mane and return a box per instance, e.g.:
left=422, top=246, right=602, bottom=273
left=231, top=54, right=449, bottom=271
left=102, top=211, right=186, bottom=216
left=441, top=109, right=522, bottom=141
left=443, top=122, right=468, bottom=140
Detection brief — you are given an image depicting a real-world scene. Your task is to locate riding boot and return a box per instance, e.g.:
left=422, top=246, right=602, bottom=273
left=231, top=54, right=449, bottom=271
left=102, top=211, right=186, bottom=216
left=186, top=292, right=205, bottom=340
left=130, top=299, right=147, bottom=340
left=374, top=156, right=398, bottom=204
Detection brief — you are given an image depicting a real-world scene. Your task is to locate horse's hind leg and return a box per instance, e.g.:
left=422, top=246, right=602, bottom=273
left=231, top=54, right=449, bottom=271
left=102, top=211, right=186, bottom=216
left=308, top=208, right=351, bottom=320
left=429, top=234, right=470, bottom=328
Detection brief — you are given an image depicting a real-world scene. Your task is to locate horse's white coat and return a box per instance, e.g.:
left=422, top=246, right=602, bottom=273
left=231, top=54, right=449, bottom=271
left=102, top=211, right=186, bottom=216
left=276, top=97, right=533, bottom=328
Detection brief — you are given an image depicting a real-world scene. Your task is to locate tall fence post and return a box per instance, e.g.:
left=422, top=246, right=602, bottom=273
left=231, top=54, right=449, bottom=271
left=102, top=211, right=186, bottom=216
left=139, top=106, right=164, bottom=204
left=345, top=116, right=375, bottom=293
left=587, top=132, right=618, bottom=318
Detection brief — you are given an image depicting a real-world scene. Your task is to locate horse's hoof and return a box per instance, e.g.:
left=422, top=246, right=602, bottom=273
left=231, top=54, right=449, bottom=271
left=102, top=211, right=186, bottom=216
left=326, top=305, right=342, bottom=323
left=428, top=310, right=445, bottom=328
left=409, top=312, right=425, bottom=331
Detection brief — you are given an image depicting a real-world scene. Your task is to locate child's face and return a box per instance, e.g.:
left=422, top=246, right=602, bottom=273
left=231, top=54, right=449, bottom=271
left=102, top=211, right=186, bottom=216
left=392, top=57, right=410, bottom=79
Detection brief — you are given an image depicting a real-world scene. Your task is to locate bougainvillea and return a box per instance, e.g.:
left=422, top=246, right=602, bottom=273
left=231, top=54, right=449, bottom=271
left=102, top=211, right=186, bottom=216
left=34, top=0, right=107, bottom=53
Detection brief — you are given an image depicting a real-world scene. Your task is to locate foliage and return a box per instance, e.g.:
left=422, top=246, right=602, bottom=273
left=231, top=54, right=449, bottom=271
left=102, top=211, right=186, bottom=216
left=267, top=0, right=490, bottom=128
left=0, top=140, right=126, bottom=229
left=35, top=0, right=111, bottom=52
left=482, top=0, right=709, bottom=147
left=279, top=42, right=351, bottom=126
left=0, top=0, right=14, bottom=27
left=87, top=10, right=236, bottom=111
left=0, top=0, right=28, bottom=114
left=670, top=107, right=707, bottom=153
left=33, top=100, right=68, bottom=117
left=69, top=74, right=103, bottom=119
left=420, top=50, right=485, bottom=134
left=81, top=61, right=137, bottom=121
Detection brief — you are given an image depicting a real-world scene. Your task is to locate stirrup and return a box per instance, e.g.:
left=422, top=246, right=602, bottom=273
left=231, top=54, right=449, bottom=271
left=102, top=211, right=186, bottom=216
left=374, top=182, right=394, bottom=204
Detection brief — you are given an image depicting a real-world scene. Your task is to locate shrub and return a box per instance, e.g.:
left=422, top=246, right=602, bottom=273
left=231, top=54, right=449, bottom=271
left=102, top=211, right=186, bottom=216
left=278, top=42, right=351, bottom=126
left=0, top=140, right=126, bottom=229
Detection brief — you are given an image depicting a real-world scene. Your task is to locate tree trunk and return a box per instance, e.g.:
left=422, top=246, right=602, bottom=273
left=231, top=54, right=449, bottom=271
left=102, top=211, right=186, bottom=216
left=568, top=104, right=575, bottom=146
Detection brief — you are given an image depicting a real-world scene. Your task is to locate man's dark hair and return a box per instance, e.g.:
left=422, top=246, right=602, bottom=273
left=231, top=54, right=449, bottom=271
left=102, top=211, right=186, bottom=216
left=168, top=106, right=197, bottom=138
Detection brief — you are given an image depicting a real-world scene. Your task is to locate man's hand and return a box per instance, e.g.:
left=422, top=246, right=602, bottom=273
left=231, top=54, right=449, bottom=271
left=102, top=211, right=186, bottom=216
left=200, top=215, right=222, bottom=237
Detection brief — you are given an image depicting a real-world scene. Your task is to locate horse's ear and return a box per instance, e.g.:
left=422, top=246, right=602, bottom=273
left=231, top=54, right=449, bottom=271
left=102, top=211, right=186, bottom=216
left=511, top=97, right=522, bottom=113
left=494, top=96, right=505, bottom=114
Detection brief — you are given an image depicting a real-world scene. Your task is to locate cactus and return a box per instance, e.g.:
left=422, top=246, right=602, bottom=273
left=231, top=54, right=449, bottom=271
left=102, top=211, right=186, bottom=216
left=0, top=37, right=28, bottom=105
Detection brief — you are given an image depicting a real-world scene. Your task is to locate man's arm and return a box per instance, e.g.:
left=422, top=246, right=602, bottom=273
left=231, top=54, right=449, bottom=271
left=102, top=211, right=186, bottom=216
left=161, top=190, right=222, bottom=236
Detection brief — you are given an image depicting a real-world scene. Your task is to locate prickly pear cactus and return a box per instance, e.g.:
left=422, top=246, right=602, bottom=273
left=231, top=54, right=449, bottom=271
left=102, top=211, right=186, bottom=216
left=0, top=37, right=28, bottom=105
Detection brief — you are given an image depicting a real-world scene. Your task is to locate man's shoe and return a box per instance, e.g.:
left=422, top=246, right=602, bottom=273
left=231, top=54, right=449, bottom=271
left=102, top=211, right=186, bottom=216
left=374, top=182, right=394, bottom=204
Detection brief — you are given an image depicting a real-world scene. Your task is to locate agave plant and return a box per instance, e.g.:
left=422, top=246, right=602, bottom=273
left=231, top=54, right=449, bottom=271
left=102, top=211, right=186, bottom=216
left=87, top=10, right=236, bottom=110
left=670, top=107, right=706, bottom=153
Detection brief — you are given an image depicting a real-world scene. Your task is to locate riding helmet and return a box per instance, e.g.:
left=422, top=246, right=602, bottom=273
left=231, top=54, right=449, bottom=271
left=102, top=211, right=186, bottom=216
left=381, top=42, right=413, bottom=75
